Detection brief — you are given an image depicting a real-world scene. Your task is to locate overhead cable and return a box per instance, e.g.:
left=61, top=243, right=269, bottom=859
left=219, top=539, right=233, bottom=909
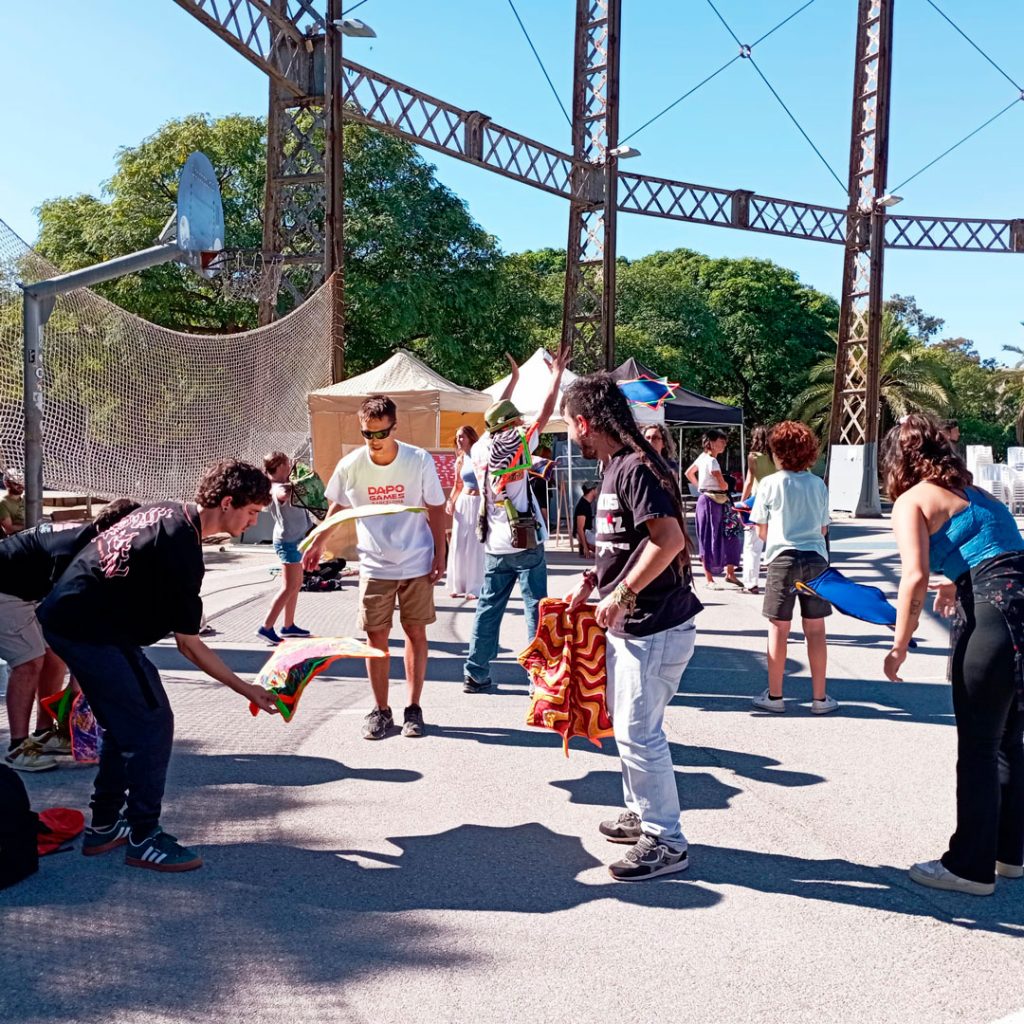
left=890, top=95, right=1023, bottom=193
left=922, top=0, right=1023, bottom=94
left=507, top=0, right=571, bottom=126
left=622, top=0, right=818, bottom=143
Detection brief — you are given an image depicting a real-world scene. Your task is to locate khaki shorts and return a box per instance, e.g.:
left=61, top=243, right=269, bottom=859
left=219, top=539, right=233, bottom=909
left=0, top=593, right=46, bottom=668
left=358, top=574, right=436, bottom=631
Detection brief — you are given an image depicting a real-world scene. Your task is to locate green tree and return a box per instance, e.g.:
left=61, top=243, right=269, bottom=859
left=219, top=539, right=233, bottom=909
left=792, top=310, right=952, bottom=435
left=33, top=115, right=539, bottom=386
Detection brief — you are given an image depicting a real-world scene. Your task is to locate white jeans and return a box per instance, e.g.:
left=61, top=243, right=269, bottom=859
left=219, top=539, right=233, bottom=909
left=605, top=620, right=697, bottom=850
left=742, top=527, right=764, bottom=590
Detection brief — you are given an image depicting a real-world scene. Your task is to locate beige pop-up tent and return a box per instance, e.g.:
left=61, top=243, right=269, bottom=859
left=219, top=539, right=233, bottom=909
left=307, top=350, right=491, bottom=481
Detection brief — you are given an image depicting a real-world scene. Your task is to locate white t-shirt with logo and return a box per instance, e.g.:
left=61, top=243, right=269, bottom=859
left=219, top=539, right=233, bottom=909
left=471, top=428, right=548, bottom=557
left=325, top=441, right=444, bottom=580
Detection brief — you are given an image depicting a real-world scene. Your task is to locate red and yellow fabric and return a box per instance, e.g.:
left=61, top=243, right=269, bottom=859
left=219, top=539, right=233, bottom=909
left=520, top=598, right=613, bottom=756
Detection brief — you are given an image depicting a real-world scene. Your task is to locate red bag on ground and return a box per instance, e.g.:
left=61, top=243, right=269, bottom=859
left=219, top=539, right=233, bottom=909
left=37, top=808, right=85, bottom=856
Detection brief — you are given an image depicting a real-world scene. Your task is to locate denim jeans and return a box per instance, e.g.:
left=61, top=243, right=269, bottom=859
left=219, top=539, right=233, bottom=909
left=43, top=629, right=173, bottom=837
left=606, top=620, right=696, bottom=850
left=463, top=546, right=547, bottom=684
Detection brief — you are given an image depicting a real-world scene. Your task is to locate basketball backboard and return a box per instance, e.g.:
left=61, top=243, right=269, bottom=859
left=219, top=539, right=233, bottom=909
left=176, top=152, right=224, bottom=267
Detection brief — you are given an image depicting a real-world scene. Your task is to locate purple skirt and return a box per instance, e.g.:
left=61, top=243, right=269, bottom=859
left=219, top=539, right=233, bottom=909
left=695, top=493, right=742, bottom=575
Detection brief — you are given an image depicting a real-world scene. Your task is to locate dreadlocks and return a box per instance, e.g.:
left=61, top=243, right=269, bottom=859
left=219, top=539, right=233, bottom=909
left=561, top=373, right=693, bottom=574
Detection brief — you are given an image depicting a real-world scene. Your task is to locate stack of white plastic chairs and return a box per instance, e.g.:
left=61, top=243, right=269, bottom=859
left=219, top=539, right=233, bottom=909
left=966, top=444, right=994, bottom=482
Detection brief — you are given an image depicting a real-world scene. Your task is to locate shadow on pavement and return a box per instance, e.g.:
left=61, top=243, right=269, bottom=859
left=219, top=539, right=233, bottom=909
left=690, top=843, right=1024, bottom=938
left=431, top=723, right=825, bottom=790
left=676, top=644, right=955, bottom=725
left=171, top=752, right=422, bottom=788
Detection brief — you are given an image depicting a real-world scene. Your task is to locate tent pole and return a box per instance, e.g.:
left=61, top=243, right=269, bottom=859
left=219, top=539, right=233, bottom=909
left=740, top=425, right=746, bottom=475
left=567, top=441, right=574, bottom=549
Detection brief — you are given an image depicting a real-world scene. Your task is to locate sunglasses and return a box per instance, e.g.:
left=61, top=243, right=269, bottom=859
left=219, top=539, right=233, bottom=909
left=361, top=425, right=395, bottom=440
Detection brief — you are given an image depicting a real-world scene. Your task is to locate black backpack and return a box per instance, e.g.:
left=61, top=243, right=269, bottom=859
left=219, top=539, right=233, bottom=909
left=0, top=763, right=39, bottom=889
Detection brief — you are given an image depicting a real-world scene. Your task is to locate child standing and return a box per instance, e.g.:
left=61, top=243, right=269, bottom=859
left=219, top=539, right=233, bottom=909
left=258, top=452, right=313, bottom=645
left=749, top=421, right=837, bottom=714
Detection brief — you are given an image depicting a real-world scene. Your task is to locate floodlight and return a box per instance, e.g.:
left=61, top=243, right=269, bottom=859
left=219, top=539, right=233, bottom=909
left=333, top=18, right=377, bottom=38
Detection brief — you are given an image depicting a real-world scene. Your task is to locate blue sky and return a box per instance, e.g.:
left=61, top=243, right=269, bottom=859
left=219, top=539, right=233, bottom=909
left=1, top=0, right=1022, bottom=360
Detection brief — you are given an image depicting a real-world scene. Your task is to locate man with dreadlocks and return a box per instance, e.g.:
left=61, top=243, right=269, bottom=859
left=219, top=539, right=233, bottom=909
left=563, top=373, right=703, bottom=881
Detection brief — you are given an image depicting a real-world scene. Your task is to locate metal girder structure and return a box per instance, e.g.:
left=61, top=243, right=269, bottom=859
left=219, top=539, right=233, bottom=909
left=335, top=58, right=1024, bottom=254
left=559, top=0, right=621, bottom=371
left=828, top=0, right=895, bottom=517
left=175, top=0, right=1024, bottom=407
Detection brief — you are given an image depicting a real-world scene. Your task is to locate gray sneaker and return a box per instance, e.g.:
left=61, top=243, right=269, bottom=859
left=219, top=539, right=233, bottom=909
left=401, top=704, right=425, bottom=738
left=362, top=706, right=394, bottom=740
left=599, top=811, right=642, bottom=844
left=609, top=835, right=689, bottom=881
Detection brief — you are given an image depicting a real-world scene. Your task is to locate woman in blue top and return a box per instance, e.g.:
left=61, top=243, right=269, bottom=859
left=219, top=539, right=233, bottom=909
left=886, top=413, right=1024, bottom=896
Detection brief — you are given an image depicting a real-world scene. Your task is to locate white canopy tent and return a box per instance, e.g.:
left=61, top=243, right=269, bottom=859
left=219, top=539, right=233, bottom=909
left=484, top=347, right=578, bottom=433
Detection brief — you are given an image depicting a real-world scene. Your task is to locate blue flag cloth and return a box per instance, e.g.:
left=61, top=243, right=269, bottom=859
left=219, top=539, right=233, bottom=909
left=794, top=567, right=896, bottom=626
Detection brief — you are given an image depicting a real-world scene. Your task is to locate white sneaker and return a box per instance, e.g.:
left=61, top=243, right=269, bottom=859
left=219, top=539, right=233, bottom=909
left=752, top=689, right=786, bottom=713
left=811, top=695, right=839, bottom=715
left=33, top=729, right=72, bottom=755
left=4, top=739, right=58, bottom=773
left=996, top=861, right=1023, bottom=879
left=909, top=860, right=994, bottom=896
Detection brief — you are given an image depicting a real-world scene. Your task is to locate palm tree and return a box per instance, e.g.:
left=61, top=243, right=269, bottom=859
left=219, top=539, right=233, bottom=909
left=791, top=311, right=952, bottom=436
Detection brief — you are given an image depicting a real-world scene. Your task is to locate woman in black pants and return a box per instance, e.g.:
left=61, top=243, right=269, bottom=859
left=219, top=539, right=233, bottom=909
left=884, top=414, right=1024, bottom=895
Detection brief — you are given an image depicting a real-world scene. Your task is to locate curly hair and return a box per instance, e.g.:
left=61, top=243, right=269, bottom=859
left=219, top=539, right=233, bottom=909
left=642, top=423, right=677, bottom=460
left=359, top=394, right=397, bottom=425
left=195, top=459, right=272, bottom=510
left=561, top=374, right=692, bottom=575
left=768, top=421, right=819, bottom=471
left=882, top=413, right=971, bottom=500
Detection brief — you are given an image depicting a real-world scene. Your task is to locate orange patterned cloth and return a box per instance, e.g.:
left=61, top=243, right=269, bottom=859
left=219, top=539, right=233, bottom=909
left=520, top=598, right=613, bottom=756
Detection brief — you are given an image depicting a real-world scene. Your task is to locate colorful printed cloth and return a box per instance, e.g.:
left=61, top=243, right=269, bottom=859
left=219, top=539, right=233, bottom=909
left=520, top=598, right=613, bottom=756
left=69, top=692, right=102, bottom=764
left=249, top=636, right=386, bottom=721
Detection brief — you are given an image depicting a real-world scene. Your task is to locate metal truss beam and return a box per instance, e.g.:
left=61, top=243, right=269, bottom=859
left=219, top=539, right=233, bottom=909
left=338, top=58, right=1023, bottom=255
left=560, top=0, right=621, bottom=372
left=828, top=0, right=894, bottom=517
left=171, top=0, right=324, bottom=97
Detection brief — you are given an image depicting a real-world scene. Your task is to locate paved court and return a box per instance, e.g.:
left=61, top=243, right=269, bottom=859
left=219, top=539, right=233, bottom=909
left=2, top=521, right=1022, bottom=1024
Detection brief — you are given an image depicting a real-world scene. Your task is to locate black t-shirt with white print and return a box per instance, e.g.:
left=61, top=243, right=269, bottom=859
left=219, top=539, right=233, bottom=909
left=37, top=502, right=205, bottom=647
left=594, top=449, right=703, bottom=638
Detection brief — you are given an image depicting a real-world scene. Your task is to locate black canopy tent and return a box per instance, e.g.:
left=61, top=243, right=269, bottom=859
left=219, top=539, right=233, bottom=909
left=610, top=358, right=746, bottom=477
left=610, top=357, right=743, bottom=427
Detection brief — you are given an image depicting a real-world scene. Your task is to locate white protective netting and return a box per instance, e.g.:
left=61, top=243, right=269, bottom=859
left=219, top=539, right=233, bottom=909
left=0, top=217, right=331, bottom=501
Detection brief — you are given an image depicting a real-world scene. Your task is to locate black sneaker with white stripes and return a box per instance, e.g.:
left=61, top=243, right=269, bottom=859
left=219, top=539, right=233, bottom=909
left=125, top=827, right=203, bottom=873
left=608, top=834, right=689, bottom=881
left=81, top=817, right=132, bottom=857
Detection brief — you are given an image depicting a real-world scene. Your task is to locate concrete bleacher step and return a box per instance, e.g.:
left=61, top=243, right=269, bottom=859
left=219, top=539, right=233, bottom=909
left=43, top=491, right=94, bottom=508
left=44, top=504, right=93, bottom=523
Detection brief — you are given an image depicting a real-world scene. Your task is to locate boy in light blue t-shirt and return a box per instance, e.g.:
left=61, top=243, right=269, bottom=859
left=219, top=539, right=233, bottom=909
left=749, top=421, right=837, bottom=715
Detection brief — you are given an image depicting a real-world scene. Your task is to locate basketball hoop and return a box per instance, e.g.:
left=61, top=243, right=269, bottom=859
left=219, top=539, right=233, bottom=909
left=203, top=248, right=285, bottom=305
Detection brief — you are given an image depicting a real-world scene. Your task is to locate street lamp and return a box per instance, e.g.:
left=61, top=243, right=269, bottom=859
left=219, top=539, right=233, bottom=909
left=607, top=145, right=641, bottom=159
left=332, top=18, right=377, bottom=38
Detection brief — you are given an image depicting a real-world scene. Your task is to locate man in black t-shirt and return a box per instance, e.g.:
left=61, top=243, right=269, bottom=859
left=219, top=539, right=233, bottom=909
left=0, top=500, right=138, bottom=773
left=37, top=460, right=278, bottom=873
left=574, top=482, right=598, bottom=559
left=562, top=374, right=703, bottom=882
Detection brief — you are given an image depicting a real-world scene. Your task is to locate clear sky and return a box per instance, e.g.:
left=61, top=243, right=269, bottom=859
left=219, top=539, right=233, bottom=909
left=1, top=0, right=1022, bottom=360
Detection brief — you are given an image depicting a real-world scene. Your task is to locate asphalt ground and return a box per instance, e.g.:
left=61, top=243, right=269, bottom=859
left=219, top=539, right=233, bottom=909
left=2, top=521, right=1023, bottom=1024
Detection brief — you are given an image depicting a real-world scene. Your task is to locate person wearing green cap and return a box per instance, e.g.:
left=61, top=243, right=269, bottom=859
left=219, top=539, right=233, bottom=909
left=463, top=348, right=570, bottom=693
